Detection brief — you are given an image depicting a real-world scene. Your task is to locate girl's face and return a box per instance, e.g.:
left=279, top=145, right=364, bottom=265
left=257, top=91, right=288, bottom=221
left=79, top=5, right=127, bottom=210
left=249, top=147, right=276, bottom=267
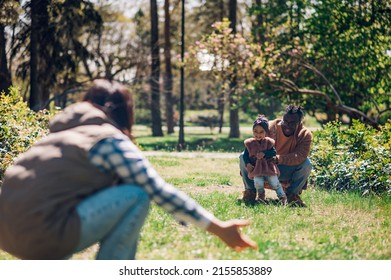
left=253, top=125, right=266, bottom=141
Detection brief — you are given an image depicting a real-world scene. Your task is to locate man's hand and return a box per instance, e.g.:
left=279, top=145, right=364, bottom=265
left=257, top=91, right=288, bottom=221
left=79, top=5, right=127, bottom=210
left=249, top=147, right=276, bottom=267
left=263, top=147, right=277, bottom=159
left=246, top=163, right=254, bottom=173
left=267, top=156, right=278, bottom=164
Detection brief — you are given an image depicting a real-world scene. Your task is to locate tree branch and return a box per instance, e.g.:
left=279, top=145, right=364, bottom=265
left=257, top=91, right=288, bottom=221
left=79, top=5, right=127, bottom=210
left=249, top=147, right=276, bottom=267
left=299, top=61, right=343, bottom=104
left=276, top=78, right=379, bottom=128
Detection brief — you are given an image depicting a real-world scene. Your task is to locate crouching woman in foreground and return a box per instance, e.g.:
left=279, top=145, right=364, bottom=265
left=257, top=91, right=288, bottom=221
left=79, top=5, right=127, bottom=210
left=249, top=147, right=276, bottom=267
left=0, top=79, right=257, bottom=260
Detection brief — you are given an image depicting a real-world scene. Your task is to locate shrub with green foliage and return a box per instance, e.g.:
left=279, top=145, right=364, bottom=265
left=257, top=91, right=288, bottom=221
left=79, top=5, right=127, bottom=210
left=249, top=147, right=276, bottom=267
left=0, top=87, right=52, bottom=182
left=310, top=120, right=391, bottom=195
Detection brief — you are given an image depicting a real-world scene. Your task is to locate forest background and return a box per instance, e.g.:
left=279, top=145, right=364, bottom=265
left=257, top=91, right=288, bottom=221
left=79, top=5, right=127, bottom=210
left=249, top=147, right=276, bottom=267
left=0, top=0, right=390, bottom=136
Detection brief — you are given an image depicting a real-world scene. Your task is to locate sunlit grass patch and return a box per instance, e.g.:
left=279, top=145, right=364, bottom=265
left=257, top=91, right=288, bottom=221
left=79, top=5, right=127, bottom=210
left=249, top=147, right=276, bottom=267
left=136, top=190, right=391, bottom=260
left=148, top=157, right=243, bottom=188
left=1, top=155, right=389, bottom=260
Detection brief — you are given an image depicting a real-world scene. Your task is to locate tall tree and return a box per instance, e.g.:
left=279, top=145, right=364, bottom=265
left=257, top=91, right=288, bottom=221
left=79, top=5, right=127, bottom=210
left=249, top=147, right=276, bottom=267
left=150, top=0, right=164, bottom=136
left=249, top=0, right=302, bottom=115
left=164, top=0, right=175, bottom=134
left=29, top=0, right=47, bottom=110
left=177, top=0, right=185, bottom=150
left=0, top=0, right=20, bottom=93
left=12, top=0, right=102, bottom=110
left=0, top=25, right=11, bottom=93
left=228, top=0, right=240, bottom=138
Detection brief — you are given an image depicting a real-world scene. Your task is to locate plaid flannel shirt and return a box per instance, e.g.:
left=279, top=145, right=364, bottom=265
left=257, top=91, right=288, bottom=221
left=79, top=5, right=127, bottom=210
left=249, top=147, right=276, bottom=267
left=88, top=134, right=214, bottom=229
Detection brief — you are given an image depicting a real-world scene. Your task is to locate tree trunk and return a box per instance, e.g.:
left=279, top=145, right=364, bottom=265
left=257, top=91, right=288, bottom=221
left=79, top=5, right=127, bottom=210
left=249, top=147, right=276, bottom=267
left=164, top=0, right=175, bottom=134
left=228, top=81, right=240, bottom=138
left=219, top=0, right=224, bottom=20
left=29, top=0, right=52, bottom=111
left=0, top=24, right=12, bottom=93
left=150, top=0, right=164, bottom=136
left=228, top=0, right=240, bottom=138
left=29, top=0, right=40, bottom=110
left=217, top=94, right=225, bottom=133
left=177, top=0, right=185, bottom=150
left=254, top=0, right=265, bottom=44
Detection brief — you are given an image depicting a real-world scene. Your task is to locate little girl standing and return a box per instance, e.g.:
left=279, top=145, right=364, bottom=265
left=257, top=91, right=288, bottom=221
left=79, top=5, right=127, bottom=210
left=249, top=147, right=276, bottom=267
left=244, top=115, right=287, bottom=204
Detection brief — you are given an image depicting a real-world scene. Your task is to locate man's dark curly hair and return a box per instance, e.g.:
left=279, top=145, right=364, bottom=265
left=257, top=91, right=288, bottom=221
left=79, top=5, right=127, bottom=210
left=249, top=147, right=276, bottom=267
left=285, top=104, right=304, bottom=121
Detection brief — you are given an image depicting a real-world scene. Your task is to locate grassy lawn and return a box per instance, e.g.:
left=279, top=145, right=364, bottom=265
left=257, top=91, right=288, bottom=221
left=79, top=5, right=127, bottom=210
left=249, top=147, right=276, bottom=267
left=133, top=125, right=254, bottom=152
left=136, top=189, right=390, bottom=260
left=0, top=124, right=389, bottom=260
left=137, top=156, right=391, bottom=260
left=133, top=115, right=321, bottom=152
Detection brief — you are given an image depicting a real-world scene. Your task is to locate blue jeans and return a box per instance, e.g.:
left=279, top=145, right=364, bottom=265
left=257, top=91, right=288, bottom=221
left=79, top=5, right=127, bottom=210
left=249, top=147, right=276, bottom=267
left=254, top=175, right=286, bottom=198
left=239, top=152, right=312, bottom=196
left=69, top=184, right=150, bottom=260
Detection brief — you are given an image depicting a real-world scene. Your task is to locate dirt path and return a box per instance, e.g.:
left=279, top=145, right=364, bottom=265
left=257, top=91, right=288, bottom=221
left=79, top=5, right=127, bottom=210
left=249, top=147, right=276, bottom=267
left=143, top=151, right=239, bottom=158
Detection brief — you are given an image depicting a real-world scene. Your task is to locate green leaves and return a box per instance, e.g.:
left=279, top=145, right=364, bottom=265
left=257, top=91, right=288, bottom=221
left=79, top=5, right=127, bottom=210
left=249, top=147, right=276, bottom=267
left=0, top=87, right=51, bottom=181
left=310, top=120, right=391, bottom=195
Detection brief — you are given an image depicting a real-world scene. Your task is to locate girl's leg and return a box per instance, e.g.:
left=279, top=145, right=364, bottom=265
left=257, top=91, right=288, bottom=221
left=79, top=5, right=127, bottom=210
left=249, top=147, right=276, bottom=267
left=71, top=185, right=150, bottom=260
left=254, top=177, right=266, bottom=203
left=253, top=176, right=265, bottom=194
left=267, top=176, right=286, bottom=199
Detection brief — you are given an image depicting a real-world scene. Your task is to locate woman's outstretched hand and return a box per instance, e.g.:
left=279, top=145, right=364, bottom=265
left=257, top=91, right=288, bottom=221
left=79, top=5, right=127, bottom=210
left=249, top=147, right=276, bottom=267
left=207, top=219, right=258, bottom=251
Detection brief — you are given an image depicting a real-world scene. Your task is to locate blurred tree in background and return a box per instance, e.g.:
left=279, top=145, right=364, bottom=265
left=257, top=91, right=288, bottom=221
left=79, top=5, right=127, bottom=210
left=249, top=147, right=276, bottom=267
left=0, top=0, right=389, bottom=133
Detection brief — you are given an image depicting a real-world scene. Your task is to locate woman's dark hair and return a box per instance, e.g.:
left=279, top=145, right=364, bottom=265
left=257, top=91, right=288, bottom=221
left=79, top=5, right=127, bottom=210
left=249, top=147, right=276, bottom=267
left=83, top=79, right=134, bottom=135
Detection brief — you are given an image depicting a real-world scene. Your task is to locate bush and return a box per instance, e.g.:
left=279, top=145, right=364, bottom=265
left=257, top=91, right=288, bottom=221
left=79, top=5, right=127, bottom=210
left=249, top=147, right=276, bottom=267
left=310, top=120, right=391, bottom=195
left=0, top=87, right=52, bottom=182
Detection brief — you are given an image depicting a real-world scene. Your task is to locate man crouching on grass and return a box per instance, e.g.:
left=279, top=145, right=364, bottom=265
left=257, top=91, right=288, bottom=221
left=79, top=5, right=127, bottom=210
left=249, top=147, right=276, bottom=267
left=239, top=105, right=312, bottom=207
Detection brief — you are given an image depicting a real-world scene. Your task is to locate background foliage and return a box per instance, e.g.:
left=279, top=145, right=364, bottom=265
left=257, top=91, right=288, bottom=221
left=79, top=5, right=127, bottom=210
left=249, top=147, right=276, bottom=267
left=0, top=87, right=51, bottom=180
left=310, top=120, right=391, bottom=195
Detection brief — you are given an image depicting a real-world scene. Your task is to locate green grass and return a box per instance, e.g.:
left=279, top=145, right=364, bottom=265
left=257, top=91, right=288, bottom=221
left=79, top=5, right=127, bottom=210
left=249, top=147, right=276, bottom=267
left=139, top=156, right=391, bottom=260
left=137, top=187, right=390, bottom=260
left=133, top=116, right=321, bottom=152
left=148, top=157, right=241, bottom=187
left=1, top=155, right=389, bottom=260
left=134, top=126, right=252, bottom=152
left=0, top=125, right=388, bottom=260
